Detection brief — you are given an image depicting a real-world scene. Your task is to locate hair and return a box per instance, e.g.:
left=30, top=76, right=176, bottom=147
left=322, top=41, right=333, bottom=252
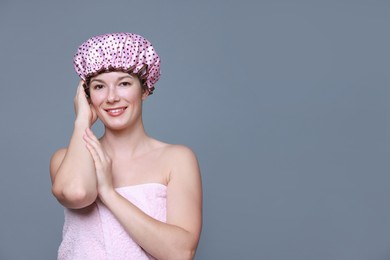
left=83, top=64, right=153, bottom=98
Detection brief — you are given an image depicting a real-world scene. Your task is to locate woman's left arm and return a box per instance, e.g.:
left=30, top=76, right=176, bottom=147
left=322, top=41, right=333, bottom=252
left=83, top=128, right=202, bottom=260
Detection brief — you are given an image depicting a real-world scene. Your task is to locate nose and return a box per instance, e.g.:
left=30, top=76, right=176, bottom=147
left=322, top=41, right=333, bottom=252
left=106, top=86, right=119, bottom=103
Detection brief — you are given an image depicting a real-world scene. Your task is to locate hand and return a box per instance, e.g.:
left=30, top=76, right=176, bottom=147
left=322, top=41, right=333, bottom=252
left=74, top=81, right=97, bottom=126
left=83, top=127, right=114, bottom=197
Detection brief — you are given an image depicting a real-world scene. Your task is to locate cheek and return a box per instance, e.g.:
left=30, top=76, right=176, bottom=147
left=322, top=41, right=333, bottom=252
left=119, top=89, right=143, bottom=102
left=90, top=92, right=104, bottom=106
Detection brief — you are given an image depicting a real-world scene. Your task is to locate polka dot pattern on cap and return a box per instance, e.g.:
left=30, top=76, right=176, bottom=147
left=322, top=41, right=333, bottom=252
left=74, top=32, right=161, bottom=94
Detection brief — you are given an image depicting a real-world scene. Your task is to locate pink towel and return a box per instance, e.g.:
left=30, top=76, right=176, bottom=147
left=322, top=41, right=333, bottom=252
left=58, top=183, right=167, bottom=260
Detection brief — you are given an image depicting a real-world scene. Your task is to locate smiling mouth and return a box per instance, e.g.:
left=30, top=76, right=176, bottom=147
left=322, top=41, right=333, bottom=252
left=105, top=107, right=127, bottom=116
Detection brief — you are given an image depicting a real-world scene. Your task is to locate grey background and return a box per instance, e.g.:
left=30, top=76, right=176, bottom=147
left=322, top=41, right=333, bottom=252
left=0, top=0, right=389, bottom=259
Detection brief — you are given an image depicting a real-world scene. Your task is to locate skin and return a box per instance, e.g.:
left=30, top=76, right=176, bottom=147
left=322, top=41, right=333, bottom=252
left=50, top=71, right=202, bottom=259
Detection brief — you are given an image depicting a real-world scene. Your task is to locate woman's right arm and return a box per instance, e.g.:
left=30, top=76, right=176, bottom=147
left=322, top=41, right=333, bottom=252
left=50, top=81, right=98, bottom=209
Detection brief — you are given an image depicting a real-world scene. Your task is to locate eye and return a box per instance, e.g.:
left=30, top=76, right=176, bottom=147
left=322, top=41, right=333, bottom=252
left=119, top=81, right=132, bottom=87
left=92, top=84, right=105, bottom=90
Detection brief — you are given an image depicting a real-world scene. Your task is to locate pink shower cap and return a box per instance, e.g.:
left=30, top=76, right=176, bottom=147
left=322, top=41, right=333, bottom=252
left=73, top=32, right=161, bottom=93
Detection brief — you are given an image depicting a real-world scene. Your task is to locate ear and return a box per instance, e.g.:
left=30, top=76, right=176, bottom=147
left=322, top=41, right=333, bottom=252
left=142, top=88, right=150, bottom=100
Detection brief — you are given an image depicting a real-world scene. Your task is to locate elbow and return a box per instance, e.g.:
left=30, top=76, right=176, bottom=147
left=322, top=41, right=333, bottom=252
left=169, top=232, right=199, bottom=260
left=52, top=183, right=96, bottom=209
left=167, top=244, right=197, bottom=260
left=183, top=249, right=196, bottom=260
left=171, top=248, right=196, bottom=260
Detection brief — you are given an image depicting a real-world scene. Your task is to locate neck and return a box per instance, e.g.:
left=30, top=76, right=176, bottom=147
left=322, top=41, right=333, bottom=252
left=100, top=119, right=151, bottom=159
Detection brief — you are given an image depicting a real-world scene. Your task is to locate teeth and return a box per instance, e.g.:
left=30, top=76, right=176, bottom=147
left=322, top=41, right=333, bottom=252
left=107, top=108, right=124, bottom=113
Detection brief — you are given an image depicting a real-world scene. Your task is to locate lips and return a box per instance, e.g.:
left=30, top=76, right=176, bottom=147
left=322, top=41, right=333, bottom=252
left=105, top=107, right=127, bottom=117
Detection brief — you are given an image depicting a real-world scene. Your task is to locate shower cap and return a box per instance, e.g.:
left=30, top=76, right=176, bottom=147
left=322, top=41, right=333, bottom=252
left=73, top=32, right=161, bottom=94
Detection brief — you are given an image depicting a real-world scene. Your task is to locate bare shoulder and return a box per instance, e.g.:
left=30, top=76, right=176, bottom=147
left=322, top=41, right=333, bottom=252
left=149, top=138, right=197, bottom=161
left=160, top=144, right=198, bottom=166
left=160, top=144, right=200, bottom=183
left=164, top=144, right=197, bottom=159
left=50, top=148, right=67, bottom=182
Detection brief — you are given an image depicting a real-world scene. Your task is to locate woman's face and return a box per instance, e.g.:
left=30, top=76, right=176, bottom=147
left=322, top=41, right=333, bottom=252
left=88, top=71, right=148, bottom=130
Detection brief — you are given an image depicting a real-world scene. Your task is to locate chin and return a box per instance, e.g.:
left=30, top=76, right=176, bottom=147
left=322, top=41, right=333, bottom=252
left=103, top=121, right=130, bottom=131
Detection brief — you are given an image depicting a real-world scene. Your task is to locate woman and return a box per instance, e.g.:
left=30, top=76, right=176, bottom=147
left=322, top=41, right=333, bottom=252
left=50, top=32, right=202, bottom=260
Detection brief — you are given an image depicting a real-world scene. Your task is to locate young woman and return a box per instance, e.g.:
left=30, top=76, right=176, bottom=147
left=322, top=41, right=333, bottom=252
left=50, top=33, right=202, bottom=260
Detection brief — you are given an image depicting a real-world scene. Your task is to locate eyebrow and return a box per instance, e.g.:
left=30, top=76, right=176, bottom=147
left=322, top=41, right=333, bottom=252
left=90, top=78, right=105, bottom=84
left=117, top=75, right=134, bottom=81
left=90, top=75, right=134, bottom=84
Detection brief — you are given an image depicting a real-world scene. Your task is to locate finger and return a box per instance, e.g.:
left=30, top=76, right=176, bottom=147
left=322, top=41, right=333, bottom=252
left=90, top=105, right=98, bottom=123
left=83, top=132, right=101, bottom=151
left=84, top=136, right=111, bottom=175
left=85, top=128, right=100, bottom=144
left=84, top=140, right=99, bottom=160
left=83, top=129, right=107, bottom=161
left=76, top=80, right=84, bottom=95
left=75, top=82, right=82, bottom=102
left=83, top=131, right=105, bottom=162
left=76, top=81, right=89, bottom=100
left=85, top=141, right=103, bottom=168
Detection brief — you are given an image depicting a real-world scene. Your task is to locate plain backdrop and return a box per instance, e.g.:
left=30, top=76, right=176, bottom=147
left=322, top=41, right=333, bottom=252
left=1, top=0, right=390, bottom=259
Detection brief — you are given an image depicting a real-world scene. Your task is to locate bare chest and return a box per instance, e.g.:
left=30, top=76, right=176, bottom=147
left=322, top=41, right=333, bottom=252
left=110, top=154, right=171, bottom=188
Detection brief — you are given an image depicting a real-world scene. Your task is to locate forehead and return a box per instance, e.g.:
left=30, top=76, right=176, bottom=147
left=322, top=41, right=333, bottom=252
left=91, top=71, right=136, bottom=82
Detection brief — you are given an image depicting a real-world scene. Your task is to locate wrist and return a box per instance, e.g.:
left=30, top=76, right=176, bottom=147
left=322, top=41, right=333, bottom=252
left=99, top=187, right=117, bottom=205
left=74, top=118, right=91, bottom=128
